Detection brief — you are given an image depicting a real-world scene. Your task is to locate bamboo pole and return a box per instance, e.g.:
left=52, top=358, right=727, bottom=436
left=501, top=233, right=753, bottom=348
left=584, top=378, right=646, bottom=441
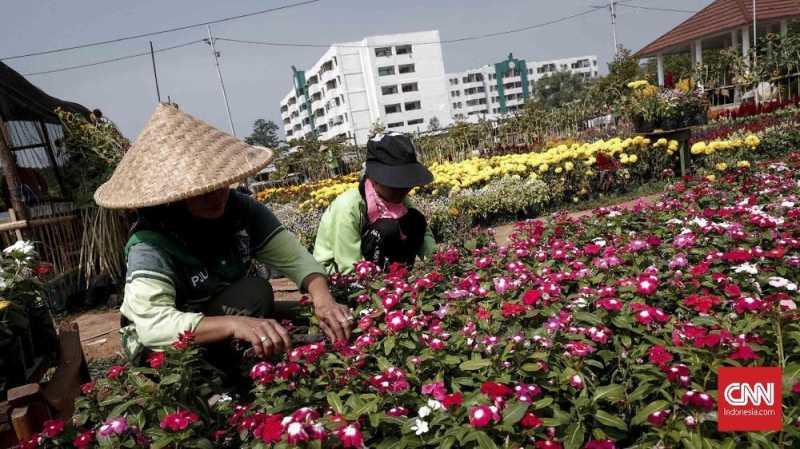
left=0, top=120, right=29, bottom=221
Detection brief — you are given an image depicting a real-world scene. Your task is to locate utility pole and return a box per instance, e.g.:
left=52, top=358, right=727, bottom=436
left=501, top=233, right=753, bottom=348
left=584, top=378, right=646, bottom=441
left=609, top=0, right=619, bottom=56
left=149, top=41, right=162, bottom=103
left=205, top=25, right=237, bottom=136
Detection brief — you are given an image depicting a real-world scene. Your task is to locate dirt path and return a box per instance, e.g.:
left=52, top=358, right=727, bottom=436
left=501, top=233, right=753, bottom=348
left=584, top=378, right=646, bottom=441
left=493, top=193, right=662, bottom=245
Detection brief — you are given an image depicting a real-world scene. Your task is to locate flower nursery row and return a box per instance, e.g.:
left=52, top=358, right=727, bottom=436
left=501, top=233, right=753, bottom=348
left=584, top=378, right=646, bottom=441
left=25, top=154, right=800, bottom=449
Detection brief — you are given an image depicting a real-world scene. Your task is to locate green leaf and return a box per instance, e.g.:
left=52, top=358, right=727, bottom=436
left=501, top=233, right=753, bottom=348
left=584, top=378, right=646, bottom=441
left=327, top=391, right=345, bottom=414
left=383, top=336, right=396, bottom=356
left=185, top=439, right=214, bottom=449
left=502, top=400, right=529, bottom=425
left=533, top=397, right=554, bottom=410
left=593, top=384, right=624, bottom=403
left=109, top=398, right=137, bottom=418
left=628, top=382, right=652, bottom=401
left=631, top=400, right=669, bottom=426
left=160, top=374, right=181, bottom=385
left=438, top=436, right=456, bottom=449
left=459, top=358, right=492, bottom=371
left=564, top=422, right=585, bottom=449
left=521, top=363, right=541, bottom=372
left=594, top=410, right=627, bottom=431
left=474, top=431, right=497, bottom=449
left=573, top=311, right=603, bottom=326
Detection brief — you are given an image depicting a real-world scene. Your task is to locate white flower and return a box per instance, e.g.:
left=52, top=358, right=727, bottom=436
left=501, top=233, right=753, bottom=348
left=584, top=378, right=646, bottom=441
left=0, top=278, right=7, bottom=290
left=667, top=218, right=684, bottom=225
left=733, top=263, right=758, bottom=275
left=690, top=217, right=709, bottom=228
left=4, top=240, right=35, bottom=256
left=781, top=201, right=795, bottom=208
left=768, top=276, right=797, bottom=291
left=592, top=238, right=607, bottom=247
left=608, top=211, right=622, bottom=218
left=427, top=399, right=444, bottom=411
left=417, top=406, right=431, bottom=418
left=410, top=418, right=429, bottom=435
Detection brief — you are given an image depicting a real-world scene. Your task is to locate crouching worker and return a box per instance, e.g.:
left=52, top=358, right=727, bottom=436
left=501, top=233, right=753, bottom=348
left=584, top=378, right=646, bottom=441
left=314, top=132, right=436, bottom=274
left=93, top=104, right=352, bottom=376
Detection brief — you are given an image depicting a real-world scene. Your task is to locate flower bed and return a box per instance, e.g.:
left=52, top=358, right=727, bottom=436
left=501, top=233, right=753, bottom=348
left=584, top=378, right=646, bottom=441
left=24, top=155, right=800, bottom=449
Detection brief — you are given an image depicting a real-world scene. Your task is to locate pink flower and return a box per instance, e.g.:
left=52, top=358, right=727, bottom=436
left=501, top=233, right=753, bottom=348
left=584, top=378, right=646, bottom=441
left=569, top=374, right=584, bottom=390
left=147, top=351, right=165, bottom=369
left=336, top=423, right=364, bottom=448
left=475, top=256, right=494, bottom=269
left=249, top=362, right=275, bottom=385
left=285, top=421, right=310, bottom=444
left=666, top=364, right=691, bottom=386
left=565, top=341, right=595, bottom=357
left=535, top=441, right=564, bottom=449
left=354, top=260, right=379, bottom=280
left=596, top=298, right=623, bottom=312
left=421, top=381, right=447, bottom=400
left=369, top=367, right=410, bottom=394
left=468, top=405, right=497, bottom=427
left=72, top=431, right=94, bottom=449
left=41, top=419, right=65, bottom=438
left=648, top=345, right=673, bottom=369
left=106, top=365, right=126, bottom=380
left=97, top=416, right=128, bottom=439
left=494, top=276, right=512, bottom=295
left=160, top=409, right=199, bottom=432
left=585, top=439, right=617, bottom=449
left=647, top=409, right=670, bottom=427
left=385, top=310, right=411, bottom=332
left=387, top=406, right=410, bottom=416
left=514, top=384, right=543, bottom=403
left=734, top=297, right=766, bottom=314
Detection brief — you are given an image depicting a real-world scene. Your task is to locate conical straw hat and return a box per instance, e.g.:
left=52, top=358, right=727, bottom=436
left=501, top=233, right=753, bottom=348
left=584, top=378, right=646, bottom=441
left=94, top=103, right=273, bottom=209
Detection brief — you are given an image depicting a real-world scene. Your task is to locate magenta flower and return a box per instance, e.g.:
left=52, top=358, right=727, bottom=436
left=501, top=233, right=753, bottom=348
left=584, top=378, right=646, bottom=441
left=468, top=405, right=498, bottom=427
left=336, top=423, right=364, bottom=448
left=682, top=390, right=715, bottom=411
left=647, top=409, right=670, bottom=427
left=97, top=416, right=128, bottom=439
left=585, top=439, right=617, bottom=449
left=636, top=275, right=659, bottom=296
left=385, top=310, right=411, bottom=332
left=160, top=409, right=199, bottom=432
left=41, top=419, right=65, bottom=438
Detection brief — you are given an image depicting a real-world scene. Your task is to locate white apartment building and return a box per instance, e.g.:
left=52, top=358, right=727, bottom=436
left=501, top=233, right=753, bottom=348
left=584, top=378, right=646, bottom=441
left=447, top=54, right=598, bottom=121
left=279, top=31, right=451, bottom=145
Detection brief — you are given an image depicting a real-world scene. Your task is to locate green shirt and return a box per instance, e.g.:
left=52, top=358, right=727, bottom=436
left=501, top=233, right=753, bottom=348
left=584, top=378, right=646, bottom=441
left=313, top=188, right=436, bottom=274
left=120, top=191, right=324, bottom=357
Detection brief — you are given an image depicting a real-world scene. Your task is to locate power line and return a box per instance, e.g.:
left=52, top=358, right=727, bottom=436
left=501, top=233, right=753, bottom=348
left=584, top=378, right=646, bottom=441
left=0, top=0, right=320, bottom=61
left=617, top=3, right=698, bottom=14
left=22, top=40, right=204, bottom=76
left=217, top=8, right=601, bottom=49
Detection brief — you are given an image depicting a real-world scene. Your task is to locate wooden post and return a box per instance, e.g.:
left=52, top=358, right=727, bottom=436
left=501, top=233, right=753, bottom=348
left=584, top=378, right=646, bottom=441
left=0, top=121, right=28, bottom=220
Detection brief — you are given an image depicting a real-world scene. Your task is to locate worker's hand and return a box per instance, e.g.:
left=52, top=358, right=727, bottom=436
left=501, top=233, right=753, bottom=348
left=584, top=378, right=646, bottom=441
left=227, top=316, right=291, bottom=359
left=314, top=300, right=353, bottom=343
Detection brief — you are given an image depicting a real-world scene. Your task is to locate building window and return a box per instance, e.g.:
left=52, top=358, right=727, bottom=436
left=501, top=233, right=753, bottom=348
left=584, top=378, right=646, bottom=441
left=387, top=121, right=404, bottom=128
left=382, top=85, right=399, bottom=95
left=452, top=102, right=463, bottom=109
left=395, top=45, right=412, bottom=55
left=401, top=82, right=419, bottom=92
left=398, top=64, right=415, bottom=74
left=449, top=78, right=459, bottom=86
left=528, top=68, right=534, bottom=75
left=451, top=90, right=461, bottom=97
left=375, top=47, right=392, bottom=57
left=407, top=118, right=423, bottom=125
left=466, top=98, right=487, bottom=107
left=378, top=66, right=395, bottom=76
left=404, top=101, right=421, bottom=111
left=385, top=104, right=401, bottom=114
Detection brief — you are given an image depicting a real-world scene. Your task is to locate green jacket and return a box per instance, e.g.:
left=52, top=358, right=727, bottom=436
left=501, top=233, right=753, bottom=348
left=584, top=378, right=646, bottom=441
left=313, top=188, right=436, bottom=274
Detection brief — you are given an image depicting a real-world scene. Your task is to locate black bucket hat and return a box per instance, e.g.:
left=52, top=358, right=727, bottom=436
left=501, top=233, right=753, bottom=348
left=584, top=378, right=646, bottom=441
left=365, top=132, right=433, bottom=189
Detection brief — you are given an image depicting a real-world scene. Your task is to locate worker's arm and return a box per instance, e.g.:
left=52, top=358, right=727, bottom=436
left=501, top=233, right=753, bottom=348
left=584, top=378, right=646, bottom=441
left=313, top=191, right=364, bottom=274
left=419, top=226, right=437, bottom=259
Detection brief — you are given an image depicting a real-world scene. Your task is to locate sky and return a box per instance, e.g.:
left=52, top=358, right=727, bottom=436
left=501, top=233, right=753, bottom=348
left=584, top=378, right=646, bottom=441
left=2, top=0, right=713, bottom=140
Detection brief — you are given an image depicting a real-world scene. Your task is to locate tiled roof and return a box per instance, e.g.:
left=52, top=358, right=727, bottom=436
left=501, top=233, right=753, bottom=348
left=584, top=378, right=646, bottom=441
left=637, top=0, right=800, bottom=56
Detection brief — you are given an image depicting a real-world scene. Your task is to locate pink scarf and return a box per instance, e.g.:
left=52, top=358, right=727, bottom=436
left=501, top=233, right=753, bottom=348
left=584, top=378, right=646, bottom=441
left=365, top=178, right=408, bottom=224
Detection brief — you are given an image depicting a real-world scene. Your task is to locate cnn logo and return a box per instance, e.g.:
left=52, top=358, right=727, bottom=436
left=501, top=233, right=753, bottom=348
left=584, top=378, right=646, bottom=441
left=722, top=382, right=774, bottom=406
left=718, top=367, right=782, bottom=432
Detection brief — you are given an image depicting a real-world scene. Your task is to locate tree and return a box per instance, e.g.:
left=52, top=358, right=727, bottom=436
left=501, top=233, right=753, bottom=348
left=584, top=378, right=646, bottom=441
left=245, top=119, right=281, bottom=148
left=532, top=71, right=589, bottom=109
left=427, top=116, right=441, bottom=131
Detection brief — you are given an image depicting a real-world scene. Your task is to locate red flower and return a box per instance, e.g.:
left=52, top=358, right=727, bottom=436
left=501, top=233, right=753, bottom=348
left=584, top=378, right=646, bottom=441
left=147, top=351, right=165, bottom=369
left=160, top=409, right=199, bottom=432
left=522, top=290, right=542, bottom=306
left=250, top=361, right=275, bottom=385
left=336, top=423, right=364, bottom=448
left=596, top=298, right=623, bottom=312
left=41, top=419, right=65, bottom=438
left=442, top=392, right=463, bottom=408
left=683, top=294, right=721, bottom=314
left=792, top=382, right=800, bottom=394
left=666, top=364, right=691, bottom=386
left=106, top=365, right=126, bottom=380
left=729, top=345, right=759, bottom=361
left=480, top=381, right=513, bottom=400
left=501, top=302, right=527, bottom=318
left=682, top=390, right=715, bottom=411
left=253, top=414, right=283, bottom=443
left=72, top=431, right=94, bottom=449
left=520, top=412, right=542, bottom=428
left=34, top=263, right=52, bottom=277
left=80, top=381, right=95, bottom=395
left=468, top=405, right=497, bottom=427
left=734, top=297, right=766, bottom=314
left=647, top=409, right=670, bottom=427
left=564, top=341, right=595, bottom=357
left=636, top=275, right=659, bottom=296
left=476, top=306, right=491, bottom=321
left=648, top=345, right=673, bottom=369
left=724, top=283, right=742, bottom=298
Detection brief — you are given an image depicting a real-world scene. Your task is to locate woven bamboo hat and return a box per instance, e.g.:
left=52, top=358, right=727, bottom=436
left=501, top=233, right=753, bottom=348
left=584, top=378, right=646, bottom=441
left=94, top=103, right=273, bottom=209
